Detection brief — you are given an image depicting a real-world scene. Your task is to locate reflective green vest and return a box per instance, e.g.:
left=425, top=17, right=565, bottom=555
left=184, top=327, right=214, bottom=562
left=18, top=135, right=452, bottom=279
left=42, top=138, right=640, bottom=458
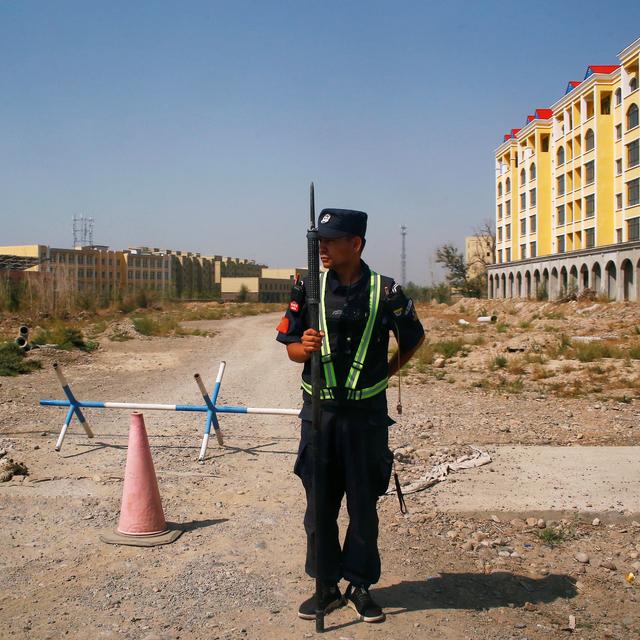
left=301, top=270, right=388, bottom=401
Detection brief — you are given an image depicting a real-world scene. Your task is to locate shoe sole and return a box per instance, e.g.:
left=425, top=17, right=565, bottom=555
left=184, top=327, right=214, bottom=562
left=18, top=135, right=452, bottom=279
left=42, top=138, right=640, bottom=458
left=347, top=599, right=386, bottom=623
left=298, top=597, right=344, bottom=620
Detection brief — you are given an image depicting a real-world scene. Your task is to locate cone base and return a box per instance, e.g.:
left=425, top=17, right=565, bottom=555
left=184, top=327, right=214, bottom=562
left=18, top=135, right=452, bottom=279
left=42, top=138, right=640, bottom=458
left=100, top=523, right=183, bottom=547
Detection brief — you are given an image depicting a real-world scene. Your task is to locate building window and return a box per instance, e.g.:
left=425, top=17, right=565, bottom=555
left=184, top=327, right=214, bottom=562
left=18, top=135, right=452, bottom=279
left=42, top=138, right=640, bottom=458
left=616, top=123, right=623, bottom=140
left=616, top=88, right=622, bottom=105
left=520, top=244, right=526, bottom=259
left=557, top=235, right=565, bottom=253
left=530, top=241, right=537, bottom=257
left=617, top=228, right=623, bottom=243
left=630, top=76, right=638, bottom=92
left=557, top=174, right=565, bottom=195
left=629, top=177, right=640, bottom=207
left=520, top=218, right=526, bottom=235
left=506, top=200, right=511, bottom=216
left=557, top=205, right=565, bottom=226
left=530, top=163, right=536, bottom=180
left=557, top=146, right=565, bottom=166
left=498, top=182, right=503, bottom=197
left=585, top=160, right=595, bottom=184
left=520, top=168, right=526, bottom=185
left=498, top=204, right=503, bottom=219
left=506, top=248, right=511, bottom=262
left=520, top=192, right=526, bottom=210
left=628, top=139, right=639, bottom=168
left=617, top=193, right=623, bottom=210
left=506, top=224, right=511, bottom=240
left=506, top=177, right=511, bottom=193
left=628, top=104, right=639, bottom=130
left=586, top=228, right=595, bottom=248
left=498, top=249, right=503, bottom=263
left=616, top=158, right=623, bottom=175
left=498, top=227, right=503, bottom=241
left=530, top=188, right=536, bottom=207
left=585, top=194, right=595, bottom=217
left=628, top=217, right=640, bottom=241
left=530, top=214, right=537, bottom=232
left=585, top=129, right=594, bottom=151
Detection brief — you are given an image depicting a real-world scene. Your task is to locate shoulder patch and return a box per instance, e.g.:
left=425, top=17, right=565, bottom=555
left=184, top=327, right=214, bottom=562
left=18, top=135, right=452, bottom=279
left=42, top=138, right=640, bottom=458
left=276, top=316, right=290, bottom=334
left=289, top=300, right=300, bottom=313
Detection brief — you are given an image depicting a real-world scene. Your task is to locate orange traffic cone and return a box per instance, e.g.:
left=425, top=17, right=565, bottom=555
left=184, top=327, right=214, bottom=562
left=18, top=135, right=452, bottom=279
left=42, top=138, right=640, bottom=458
left=100, top=412, right=182, bottom=546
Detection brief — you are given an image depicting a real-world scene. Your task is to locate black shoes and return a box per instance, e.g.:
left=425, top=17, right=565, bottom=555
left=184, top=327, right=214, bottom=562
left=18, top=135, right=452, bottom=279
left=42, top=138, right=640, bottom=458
left=297, top=583, right=344, bottom=620
left=345, top=583, right=386, bottom=623
left=298, top=582, right=385, bottom=624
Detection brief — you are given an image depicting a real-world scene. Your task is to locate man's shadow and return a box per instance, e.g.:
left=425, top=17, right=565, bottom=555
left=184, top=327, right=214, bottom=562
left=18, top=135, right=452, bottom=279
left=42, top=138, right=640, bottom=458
left=374, top=572, right=576, bottom=613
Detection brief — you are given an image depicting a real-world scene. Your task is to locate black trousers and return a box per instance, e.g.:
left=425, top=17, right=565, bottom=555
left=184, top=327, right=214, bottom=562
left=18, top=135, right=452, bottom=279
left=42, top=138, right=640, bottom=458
left=294, top=409, right=393, bottom=587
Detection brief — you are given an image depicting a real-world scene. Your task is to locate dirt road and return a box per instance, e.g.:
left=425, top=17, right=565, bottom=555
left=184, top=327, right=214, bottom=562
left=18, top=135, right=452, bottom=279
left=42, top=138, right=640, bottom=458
left=1, top=312, right=639, bottom=639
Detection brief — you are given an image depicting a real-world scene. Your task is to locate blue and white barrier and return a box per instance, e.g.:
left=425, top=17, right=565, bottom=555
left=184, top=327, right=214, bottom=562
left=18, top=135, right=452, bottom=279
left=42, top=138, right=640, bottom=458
left=40, top=361, right=300, bottom=462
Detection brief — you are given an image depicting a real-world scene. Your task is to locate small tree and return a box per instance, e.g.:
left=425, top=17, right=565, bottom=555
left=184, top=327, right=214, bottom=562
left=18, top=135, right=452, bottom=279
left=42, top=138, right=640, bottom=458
left=238, top=284, right=249, bottom=302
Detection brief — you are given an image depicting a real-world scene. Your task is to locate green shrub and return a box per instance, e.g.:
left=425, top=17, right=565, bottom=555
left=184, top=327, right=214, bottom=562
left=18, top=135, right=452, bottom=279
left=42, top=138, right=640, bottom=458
left=433, top=339, right=465, bottom=358
left=32, top=322, right=96, bottom=351
left=0, top=342, right=42, bottom=376
left=490, top=355, right=508, bottom=370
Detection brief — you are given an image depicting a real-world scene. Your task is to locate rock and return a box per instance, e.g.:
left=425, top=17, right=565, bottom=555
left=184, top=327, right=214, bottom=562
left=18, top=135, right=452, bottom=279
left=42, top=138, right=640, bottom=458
left=592, top=518, right=601, bottom=526
left=600, top=560, right=616, bottom=571
left=461, top=541, right=475, bottom=552
left=537, top=519, right=546, bottom=529
left=526, top=517, right=538, bottom=527
left=575, top=552, right=590, bottom=564
left=433, top=357, right=445, bottom=369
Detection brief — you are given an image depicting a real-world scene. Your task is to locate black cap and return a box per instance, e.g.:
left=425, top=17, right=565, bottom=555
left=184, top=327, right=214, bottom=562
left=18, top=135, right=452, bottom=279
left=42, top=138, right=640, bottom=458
left=317, top=208, right=367, bottom=239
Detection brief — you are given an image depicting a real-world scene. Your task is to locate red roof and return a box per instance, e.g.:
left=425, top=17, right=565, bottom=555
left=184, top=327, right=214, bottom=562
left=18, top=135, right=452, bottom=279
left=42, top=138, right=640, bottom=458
left=527, top=114, right=535, bottom=123
left=535, top=108, right=553, bottom=119
left=511, top=128, right=521, bottom=137
left=587, top=65, right=619, bottom=75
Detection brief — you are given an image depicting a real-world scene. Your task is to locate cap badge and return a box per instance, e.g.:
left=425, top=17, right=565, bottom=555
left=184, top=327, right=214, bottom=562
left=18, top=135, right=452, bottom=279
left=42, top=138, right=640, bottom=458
left=320, top=213, right=331, bottom=224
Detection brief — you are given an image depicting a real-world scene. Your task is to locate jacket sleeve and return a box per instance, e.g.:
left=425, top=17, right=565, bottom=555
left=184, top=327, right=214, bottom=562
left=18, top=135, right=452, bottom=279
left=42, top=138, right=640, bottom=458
left=383, top=280, right=425, bottom=352
left=275, top=279, right=308, bottom=345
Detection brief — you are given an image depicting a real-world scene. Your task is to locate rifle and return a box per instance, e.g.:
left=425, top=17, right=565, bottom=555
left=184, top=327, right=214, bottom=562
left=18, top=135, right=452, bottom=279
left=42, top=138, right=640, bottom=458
left=306, top=182, right=324, bottom=632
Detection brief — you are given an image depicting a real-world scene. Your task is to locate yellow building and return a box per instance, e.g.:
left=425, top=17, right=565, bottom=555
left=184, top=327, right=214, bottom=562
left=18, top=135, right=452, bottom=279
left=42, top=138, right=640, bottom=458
left=464, top=236, right=494, bottom=279
left=490, top=36, right=640, bottom=301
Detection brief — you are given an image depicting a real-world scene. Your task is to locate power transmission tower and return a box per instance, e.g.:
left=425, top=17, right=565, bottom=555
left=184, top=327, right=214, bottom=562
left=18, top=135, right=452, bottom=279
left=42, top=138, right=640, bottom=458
left=400, top=225, right=407, bottom=286
left=73, top=215, right=94, bottom=248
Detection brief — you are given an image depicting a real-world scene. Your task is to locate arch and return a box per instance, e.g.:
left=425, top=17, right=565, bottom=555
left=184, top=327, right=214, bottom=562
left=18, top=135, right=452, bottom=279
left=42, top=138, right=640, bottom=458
left=585, top=128, right=594, bottom=151
left=550, top=267, right=559, bottom=300
left=533, top=269, right=541, bottom=299
left=615, top=87, right=622, bottom=105
left=569, top=265, right=578, bottom=294
left=605, top=260, right=617, bottom=300
left=560, top=266, right=568, bottom=298
left=530, top=162, right=536, bottom=181
left=592, top=262, right=602, bottom=294
left=557, top=146, right=565, bottom=165
left=520, top=168, right=526, bottom=185
left=516, top=271, right=522, bottom=298
left=508, top=272, right=514, bottom=298
left=621, top=258, right=634, bottom=301
left=579, top=263, right=589, bottom=290
left=500, top=273, right=506, bottom=298
left=498, top=181, right=503, bottom=197
left=524, top=270, right=532, bottom=298
left=627, top=103, right=639, bottom=131
left=506, top=177, right=511, bottom=193
left=542, top=268, right=550, bottom=300
left=631, top=76, right=638, bottom=93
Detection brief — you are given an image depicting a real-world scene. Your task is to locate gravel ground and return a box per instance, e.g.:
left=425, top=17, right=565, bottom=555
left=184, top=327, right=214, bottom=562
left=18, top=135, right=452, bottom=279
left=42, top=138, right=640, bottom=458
left=0, top=308, right=639, bottom=639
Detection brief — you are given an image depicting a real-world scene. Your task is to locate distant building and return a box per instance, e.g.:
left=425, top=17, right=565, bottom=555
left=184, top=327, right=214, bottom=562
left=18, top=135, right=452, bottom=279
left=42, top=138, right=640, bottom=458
left=221, top=267, right=307, bottom=302
left=465, top=236, right=494, bottom=280
left=0, top=244, right=309, bottom=304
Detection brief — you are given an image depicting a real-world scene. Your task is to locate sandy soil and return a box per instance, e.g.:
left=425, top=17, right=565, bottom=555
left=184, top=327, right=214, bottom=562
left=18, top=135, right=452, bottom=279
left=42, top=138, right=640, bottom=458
left=1, top=308, right=639, bottom=639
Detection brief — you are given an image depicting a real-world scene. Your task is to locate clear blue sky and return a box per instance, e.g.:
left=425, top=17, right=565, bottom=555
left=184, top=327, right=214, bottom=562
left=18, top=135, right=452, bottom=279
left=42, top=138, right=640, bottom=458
left=1, top=1, right=639, bottom=284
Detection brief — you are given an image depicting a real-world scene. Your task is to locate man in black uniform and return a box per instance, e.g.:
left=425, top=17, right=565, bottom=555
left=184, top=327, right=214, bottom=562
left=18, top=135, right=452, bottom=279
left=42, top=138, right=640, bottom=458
left=276, top=209, right=424, bottom=623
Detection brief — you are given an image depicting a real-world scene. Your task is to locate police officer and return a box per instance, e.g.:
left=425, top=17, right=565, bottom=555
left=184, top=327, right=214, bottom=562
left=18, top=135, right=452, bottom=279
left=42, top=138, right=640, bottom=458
left=276, top=209, right=425, bottom=623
